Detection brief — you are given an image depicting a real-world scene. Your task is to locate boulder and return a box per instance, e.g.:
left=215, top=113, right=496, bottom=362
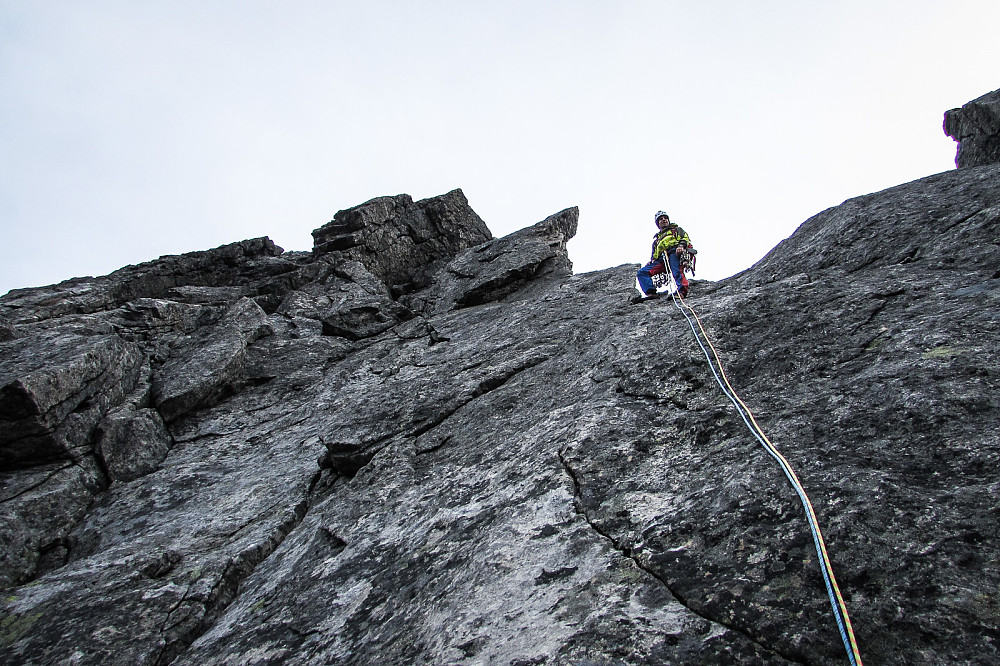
left=944, top=87, right=1000, bottom=168
left=95, top=405, right=173, bottom=484
left=152, top=298, right=273, bottom=422
left=0, top=329, right=146, bottom=470
left=405, top=206, right=578, bottom=315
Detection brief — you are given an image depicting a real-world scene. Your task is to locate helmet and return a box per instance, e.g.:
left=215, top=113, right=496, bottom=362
left=654, top=211, right=670, bottom=224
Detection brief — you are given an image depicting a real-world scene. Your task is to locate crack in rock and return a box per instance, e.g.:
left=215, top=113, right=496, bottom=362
left=322, top=352, right=551, bottom=476
left=557, top=446, right=808, bottom=666
left=152, top=499, right=313, bottom=666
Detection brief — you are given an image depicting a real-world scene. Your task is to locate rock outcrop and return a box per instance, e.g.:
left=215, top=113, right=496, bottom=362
left=945, top=87, right=1000, bottom=167
left=2, top=96, right=999, bottom=665
left=311, top=189, right=493, bottom=296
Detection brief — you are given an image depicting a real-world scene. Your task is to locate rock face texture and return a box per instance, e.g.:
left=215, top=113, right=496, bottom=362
left=311, top=189, right=493, bottom=296
left=2, top=105, right=1000, bottom=665
left=945, top=87, right=1000, bottom=167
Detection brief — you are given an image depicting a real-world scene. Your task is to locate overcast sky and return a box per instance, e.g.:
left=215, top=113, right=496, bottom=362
left=2, top=1, right=998, bottom=296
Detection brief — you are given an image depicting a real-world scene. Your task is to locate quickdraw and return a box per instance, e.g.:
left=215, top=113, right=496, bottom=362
left=651, top=248, right=697, bottom=290
left=680, top=247, right=697, bottom=276
left=651, top=269, right=671, bottom=290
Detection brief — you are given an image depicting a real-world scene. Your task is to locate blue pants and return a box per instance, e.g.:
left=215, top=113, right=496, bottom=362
left=637, top=254, right=683, bottom=294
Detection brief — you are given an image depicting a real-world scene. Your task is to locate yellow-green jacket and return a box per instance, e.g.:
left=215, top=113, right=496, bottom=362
left=650, top=225, right=691, bottom=260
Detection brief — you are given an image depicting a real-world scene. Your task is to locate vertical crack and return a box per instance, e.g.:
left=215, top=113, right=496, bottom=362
left=152, top=497, right=314, bottom=665
left=556, top=446, right=808, bottom=666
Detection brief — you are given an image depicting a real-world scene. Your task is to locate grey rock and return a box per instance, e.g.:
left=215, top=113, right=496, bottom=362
left=152, top=298, right=273, bottom=423
left=276, top=260, right=414, bottom=341
left=107, top=298, right=225, bottom=366
left=733, top=164, right=1000, bottom=285
left=0, top=458, right=104, bottom=588
left=91, top=360, right=174, bottom=484
left=311, top=188, right=492, bottom=295
left=945, top=87, right=1000, bottom=167
left=0, top=238, right=288, bottom=327
left=0, top=329, right=146, bottom=469
left=95, top=405, right=173, bottom=484
left=1, top=94, right=1000, bottom=666
left=404, top=206, right=579, bottom=315
left=0, top=327, right=149, bottom=589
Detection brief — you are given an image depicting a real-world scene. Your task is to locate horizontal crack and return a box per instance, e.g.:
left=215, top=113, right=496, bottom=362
left=408, top=353, right=551, bottom=441
left=0, top=462, right=77, bottom=503
left=327, top=353, right=552, bottom=476
left=415, top=434, right=452, bottom=456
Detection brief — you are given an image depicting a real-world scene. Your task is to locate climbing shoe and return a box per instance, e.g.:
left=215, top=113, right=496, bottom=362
left=630, top=291, right=658, bottom=304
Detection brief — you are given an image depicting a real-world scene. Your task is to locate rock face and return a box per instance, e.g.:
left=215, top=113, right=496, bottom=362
left=945, top=87, right=1000, bottom=167
left=2, top=108, right=1000, bottom=665
left=311, top=189, right=493, bottom=296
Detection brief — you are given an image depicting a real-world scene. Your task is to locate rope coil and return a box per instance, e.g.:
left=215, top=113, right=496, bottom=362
left=667, top=280, right=863, bottom=666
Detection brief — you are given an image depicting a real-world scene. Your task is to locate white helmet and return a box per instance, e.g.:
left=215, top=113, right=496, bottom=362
left=654, top=211, right=670, bottom=224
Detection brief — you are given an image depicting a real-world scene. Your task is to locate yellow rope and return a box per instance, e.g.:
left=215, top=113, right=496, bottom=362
left=672, top=287, right=864, bottom=666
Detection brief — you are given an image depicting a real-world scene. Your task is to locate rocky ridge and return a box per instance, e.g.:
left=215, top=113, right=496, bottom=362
left=1, top=97, right=999, bottom=665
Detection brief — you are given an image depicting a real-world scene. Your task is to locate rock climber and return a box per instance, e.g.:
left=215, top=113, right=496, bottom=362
left=634, top=211, right=693, bottom=300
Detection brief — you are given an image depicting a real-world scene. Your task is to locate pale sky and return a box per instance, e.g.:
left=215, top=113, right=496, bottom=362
left=2, top=1, right=998, bottom=296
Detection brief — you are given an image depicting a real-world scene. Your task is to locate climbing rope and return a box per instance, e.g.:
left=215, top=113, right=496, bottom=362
left=666, top=278, right=864, bottom=666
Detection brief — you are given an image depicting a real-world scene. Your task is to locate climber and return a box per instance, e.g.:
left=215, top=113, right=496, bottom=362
left=634, top=211, right=694, bottom=301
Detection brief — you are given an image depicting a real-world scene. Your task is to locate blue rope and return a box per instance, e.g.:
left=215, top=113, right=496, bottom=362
left=666, top=284, right=861, bottom=666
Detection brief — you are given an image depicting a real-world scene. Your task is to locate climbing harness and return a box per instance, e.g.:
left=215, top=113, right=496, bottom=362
left=666, top=276, right=864, bottom=666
